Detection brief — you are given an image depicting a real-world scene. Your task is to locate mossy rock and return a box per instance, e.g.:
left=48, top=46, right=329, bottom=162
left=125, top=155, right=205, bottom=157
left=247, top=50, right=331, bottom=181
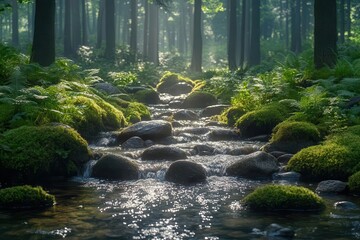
left=223, top=106, right=247, bottom=127
left=348, top=171, right=360, bottom=194
left=66, top=96, right=126, bottom=139
left=0, top=185, right=55, bottom=209
left=235, top=104, right=290, bottom=138
left=123, top=102, right=151, bottom=124
left=133, top=88, right=160, bottom=104
left=156, top=72, right=194, bottom=94
left=264, top=121, right=321, bottom=154
left=182, top=92, right=217, bottom=108
left=0, top=125, right=91, bottom=184
left=242, top=185, right=325, bottom=211
left=287, top=126, right=360, bottom=180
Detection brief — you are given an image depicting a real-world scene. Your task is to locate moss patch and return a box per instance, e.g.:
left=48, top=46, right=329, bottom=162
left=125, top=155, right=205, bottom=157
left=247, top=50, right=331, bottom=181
left=0, top=185, right=55, bottom=209
left=223, top=106, right=247, bottom=127
left=156, top=72, right=194, bottom=93
left=236, top=103, right=290, bottom=138
left=243, top=185, right=325, bottom=211
left=182, top=91, right=217, bottom=108
left=0, top=125, right=91, bottom=184
left=271, top=121, right=321, bottom=143
left=287, top=125, right=360, bottom=180
left=348, top=171, right=360, bottom=194
left=133, top=88, right=160, bottom=104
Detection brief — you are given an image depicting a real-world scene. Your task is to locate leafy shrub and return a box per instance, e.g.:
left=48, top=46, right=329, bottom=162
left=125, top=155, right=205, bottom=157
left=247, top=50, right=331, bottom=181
left=243, top=185, right=325, bottom=211
left=0, top=185, right=55, bottom=209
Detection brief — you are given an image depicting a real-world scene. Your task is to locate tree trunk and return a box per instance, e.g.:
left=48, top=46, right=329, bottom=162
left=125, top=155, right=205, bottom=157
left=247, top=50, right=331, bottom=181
left=64, top=0, right=72, bottom=57
left=104, top=0, right=115, bottom=60
left=148, top=2, right=159, bottom=65
left=285, top=0, right=289, bottom=49
left=339, top=0, right=345, bottom=44
left=346, top=0, right=351, bottom=39
left=58, top=0, right=63, bottom=41
left=178, top=0, right=187, bottom=55
left=227, top=0, right=237, bottom=70
left=81, top=0, right=88, bottom=45
left=290, top=0, right=301, bottom=53
left=301, top=0, right=309, bottom=41
left=190, top=0, right=202, bottom=72
left=249, top=0, right=260, bottom=67
left=30, top=0, right=55, bottom=66
left=314, top=0, right=337, bottom=68
left=143, top=0, right=149, bottom=58
left=130, top=0, right=138, bottom=62
left=71, top=0, right=82, bottom=51
left=11, top=0, right=19, bottom=47
left=96, top=0, right=104, bottom=49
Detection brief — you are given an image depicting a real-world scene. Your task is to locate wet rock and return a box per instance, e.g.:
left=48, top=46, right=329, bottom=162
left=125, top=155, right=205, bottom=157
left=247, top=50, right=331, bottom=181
left=116, top=120, right=172, bottom=143
left=226, top=151, right=279, bottom=179
left=207, top=129, right=240, bottom=141
left=205, top=121, right=228, bottom=127
left=133, top=89, right=160, bottom=104
left=144, top=139, right=154, bottom=147
left=174, top=127, right=210, bottom=135
left=182, top=92, right=217, bottom=108
left=266, top=223, right=295, bottom=239
left=166, top=82, right=193, bottom=96
left=334, top=201, right=359, bottom=210
left=200, top=105, right=229, bottom=117
left=192, top=144, right=217, bottom=156
left=92, top=154, right=139, bottom=180
left=165, top=160, right=207, bottom=184
left=122, top=136, right=145, bottom=149
left=171, top=121, right=183, bottom=128
left=226, top=146, right=258, bottom=156
left=173, top=110, right=199, bottom=120
left=316, top=180, right=348, bottom=194
left=141, top=145, right=187, bottom=161
left=273, top=172, right=301, bottom=182
left=269, top=151, right=288, bottom=158
left=246, top=135, right=270, bottom=142
left=93, top=82, right=120, bottom=95
left=277, top=154, right=294, bottom=164
left=169, top=100, right=183, bottom=108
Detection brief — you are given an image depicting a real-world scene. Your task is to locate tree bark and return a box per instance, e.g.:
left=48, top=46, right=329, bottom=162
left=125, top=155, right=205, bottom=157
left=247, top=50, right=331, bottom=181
left=314, top=0, right=337, bottom=68
left=190, top=0, right=202, bottom=72
left=11, top=0, right=19, bottom=47
left=81, top=0, right=88, bottom=45
left=104, top=0, right=115, bottom=60
left=339, top=0, right=345, bottom=44
left=227, top=0, right=237, bottom=70
left=290, top=0, right=301, bottom=53
left=346, top=0, right=351, bottom=39
left=71, top=0, right=82, bottom=51
left=249, top=0, right=260, bottom=67
left=130, top=0, right=138, bottom=62
left=143, top=0, right=149, bottom=59
left=96, top=0, right=104, bottom=49
left=64, top=0, right=72, bottom=57
left=148, top=2, right=159, bottom=65
left=30, top=0, right=55, bottom=66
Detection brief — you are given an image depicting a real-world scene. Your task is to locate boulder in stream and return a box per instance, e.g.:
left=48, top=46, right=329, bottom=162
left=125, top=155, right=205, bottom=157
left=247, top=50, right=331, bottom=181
left=226, top=151, right=279, bottom=179
left=141, top=145, right=187, bottom=161
left=182, top=92, right=217, bottom=108
left=122, top=136, right=145, bottom=149
left=200, top=105, right=229, bottom=117
left=316, top=180, right=348, bottom=194
left=165, top=160, right=207, bottom=185
left=173, top=110, right=199, bottom=120
left=116, top=120, right=172, bottom=143
left=92, top=154, right=139, bottom=180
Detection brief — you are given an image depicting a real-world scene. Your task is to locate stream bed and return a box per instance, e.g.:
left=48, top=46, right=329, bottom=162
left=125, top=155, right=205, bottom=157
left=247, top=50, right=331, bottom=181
left=1, top=94, right=360, bottom=240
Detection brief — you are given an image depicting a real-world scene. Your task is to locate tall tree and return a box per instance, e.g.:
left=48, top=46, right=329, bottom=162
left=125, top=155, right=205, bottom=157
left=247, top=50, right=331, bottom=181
left=346, top=0, right=351, bottom=39
left=30, top=0, right=55, bottom=66
left=130, top=0, right=138, bottom=62
left=96, top=0, right=105, bottom=49
left=81, top=0, right=88, bottom=45
left=11, top=0, right=19, bottom=47
left=71, top=0, right=82, bottom=51
left=339, top=0, right=345, bottom=44
left=314, top=0, right=337, bottom=68
left=104, top=0, right=115, bottom=60
left=143, top=0, right=149, bottom=58
left=190, top=0, right=202, bottom=72
left=148, top=2, right=159, bottom=65
left=227, top=0, right=237, bottom=70
left=290, top=0, right=301, bottom=53
left=64, top=0, right=72, bottom=57
left=249, top=0, right=260, bottom=66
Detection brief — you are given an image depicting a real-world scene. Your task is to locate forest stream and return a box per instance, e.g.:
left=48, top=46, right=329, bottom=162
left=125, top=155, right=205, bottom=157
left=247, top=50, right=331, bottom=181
left=1, top=92, right=360, bottom=240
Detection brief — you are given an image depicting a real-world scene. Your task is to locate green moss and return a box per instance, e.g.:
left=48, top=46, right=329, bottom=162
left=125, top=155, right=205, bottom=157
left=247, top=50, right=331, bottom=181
left=133, top=88, right=160, bottom=104
left=287, top=128, right=360, bottom=180
left=243, top=185, right=325, bottom=211
left=156, top=72, right=194, bottom=92
left=236, top=104, right=289, bottom=138
left=0, top=126, right=90, bottom=184
left=182, top=91, right=217, bottom=108
left=348, top=171, right=360, bottom=194
left=271, top=121, right=321, bottom=143
left=0, top=185, right=55, bottom=209
left=223, top=106, right=246, bottom=127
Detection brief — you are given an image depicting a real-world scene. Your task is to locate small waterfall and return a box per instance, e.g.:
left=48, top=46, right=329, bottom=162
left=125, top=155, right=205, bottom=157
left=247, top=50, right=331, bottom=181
left=82, top=160, right=97, bottom=178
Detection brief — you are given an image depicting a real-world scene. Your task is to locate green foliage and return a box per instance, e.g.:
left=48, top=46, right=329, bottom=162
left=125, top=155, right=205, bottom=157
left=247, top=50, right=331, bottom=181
left=287, top=125, right=360, bottom=180
left=348, top=171, right=360, bottom=194
left=271, top=121, right=321, bottom=143
left=0, top=185, right=55, bottom=209
left=222, top=106, right=246, bottom=127
left=108, top=71, right=137, bottom=87
left=242, top=185, right=325, bottom=212
left=0, top=125, right=90, bottom=184
left=0, top=44, right=27, bottom=84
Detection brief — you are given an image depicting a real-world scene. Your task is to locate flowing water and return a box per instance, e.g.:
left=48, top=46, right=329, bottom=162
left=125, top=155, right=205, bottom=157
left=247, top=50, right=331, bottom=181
left=1, top=93, right=360, bottom=240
